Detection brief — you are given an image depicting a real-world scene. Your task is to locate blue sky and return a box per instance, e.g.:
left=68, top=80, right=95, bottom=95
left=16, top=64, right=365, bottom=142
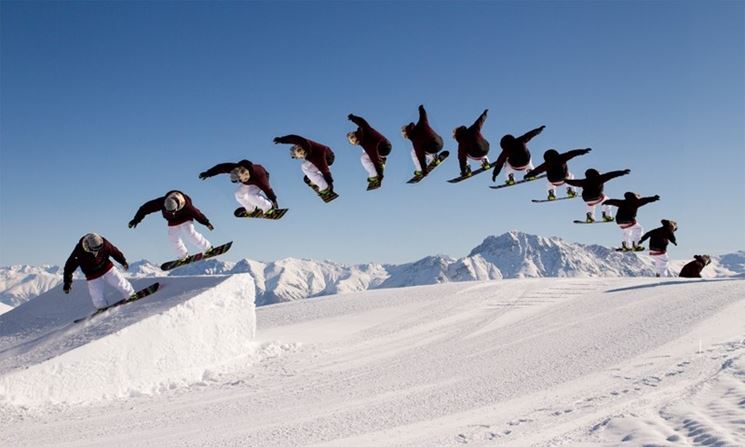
left=1, top=1, right=743, bottom=266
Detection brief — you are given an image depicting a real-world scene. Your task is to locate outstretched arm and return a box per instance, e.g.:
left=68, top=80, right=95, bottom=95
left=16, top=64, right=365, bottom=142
left=638, top=195, right=661, bottom=207
left=525, top=162, right=547, bottom=178
left=561, top=148, right=591, bottom=162
left=348, top=114, right=371, bottom=130
left=564, top=178, right=585, bottom=187
left=199, top=162, right=240, bottom=179
left=129, top=197, right=164, bottom=228
left=471, top=109, right=488, bottom=131
left=273, top=135, right=310, bottom=149
left=599, top=169, right=631, bottom=183
left=603, top=199, right=624, bottom=208
left=417, top=105, right=429, bottom=126
left=518, top=125, right=546, bottom=143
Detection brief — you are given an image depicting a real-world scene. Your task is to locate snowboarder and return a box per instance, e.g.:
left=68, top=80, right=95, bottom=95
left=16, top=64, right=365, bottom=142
left=128, top=190, right=214, bottom=260
left=565, top=168, right=631, bottom=222
left=63, top=233, right=136, bottom=309
left=198, top=160, right=280, bottom=217
left=604, top=192, right=660, bottom=251
left=346, top=113, right=391, bottom=188
left=491, top=125, right=546, bottom=185
left=639, top=219, right=678, bottom=277
left=402, top=104, right=445, bottom=179
left=454, top=109, right=490, bottom=177
left=273, top=134, right=336, bottom=200
left=679, top=255, right=711, bottom=278
left=525, top=148, right=592, bottom=199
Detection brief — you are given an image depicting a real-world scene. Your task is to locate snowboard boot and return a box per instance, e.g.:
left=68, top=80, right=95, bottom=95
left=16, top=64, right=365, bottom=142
left=621, top=241, right=630, bottom=251
left=566, top=188, right=577, bottom=198
left=655, top=273, right=661, bottom=278
left=481, top=159, right=491, bottom=169
left=633, top=242, right=645, bottom=252
left=461, top=165, right=472, bottom=177
left=413, top=170, right=424, bottom=179
left=547, top=190, right=556, bottom=201
left=248, top=207, right=264, bottom=218
left=505, top=173, right=516, bottom=185
left=602, top=212, right=614, bottom=222
left=585, top=212, right=595, bottom=223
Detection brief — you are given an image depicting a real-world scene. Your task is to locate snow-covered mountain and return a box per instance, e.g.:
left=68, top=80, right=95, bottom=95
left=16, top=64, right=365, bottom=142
left=3, top=232, right=743, bottom=308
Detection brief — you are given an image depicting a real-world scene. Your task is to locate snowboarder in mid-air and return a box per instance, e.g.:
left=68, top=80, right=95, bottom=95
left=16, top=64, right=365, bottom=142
left=454, top=109, right=491, bottom=178
left=525, top=148, right=591, bottom=199
left=491, top=125, right=546, bottom=185
left=274, top=134, right=336, bottom=201
left=128, top=190, right=214, bottom=260
left=346, top=114, right=392, bottom=189
left=199, top=160, right=280, bottom=217
left=63, top=233, right=135, bottom=309
left=565, top=168, right=631, bottom=222
left=639, top=219, right=678, bottom=277
left=402, top=104, right=445, bottom=179
left=679, top=255, right=711, bottom=278
left=604, top=192, right=660, bottom=251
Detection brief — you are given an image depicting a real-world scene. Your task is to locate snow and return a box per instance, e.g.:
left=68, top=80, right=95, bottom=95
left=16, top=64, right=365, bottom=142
left=1, top=275, right=743, bottom=446
left=0, top=274, right=261, bottom=406
left=4, top=232, right=743, bottom=309
left=0, top=302, right=12, bottom=316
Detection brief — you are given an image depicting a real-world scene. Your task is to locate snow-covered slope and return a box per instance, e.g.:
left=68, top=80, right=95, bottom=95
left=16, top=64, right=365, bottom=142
left=0, top=274, right=264, bottom=406
left=3, top=232, right=743, bottom=308
left=1, top=276, right=743, bottom=446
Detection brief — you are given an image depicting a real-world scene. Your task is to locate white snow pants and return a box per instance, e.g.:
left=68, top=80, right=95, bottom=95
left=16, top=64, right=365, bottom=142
left=547, top=172, right=575, bottom=193
left=301, top=161, right=329, bottom=191
left=360, top=151, right=384, bottom=178
left=505, top=161, right=534, bottom=179
left=411, top=149, right=435, bottom=171
left=650, top=252, right=669, bottom=277
left=168, top=221, right=212, bottom=258
left=585, top=195, right=611, bottom=219
left=235, top=184, right=272, bottom=213
left=620, top=222, right=644, bottom=246
left=87, top=267, right=135, bottom=309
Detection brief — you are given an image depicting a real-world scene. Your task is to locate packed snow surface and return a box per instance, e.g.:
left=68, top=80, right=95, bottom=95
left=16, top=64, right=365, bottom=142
left=1, top=276, right=744, bottom=446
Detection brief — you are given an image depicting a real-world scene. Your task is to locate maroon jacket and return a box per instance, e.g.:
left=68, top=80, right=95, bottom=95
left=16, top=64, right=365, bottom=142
left=63, top=237, right=127, bottom=286
left=565, top=169, right=630, bottom=202
left=679, top=255, right=710, bottom=278
left=491, top=126, right=545, bottom=178
left=348, top=114, right=391, bottom=177
left=604, top=194, right=660, bottom=225
left=130, top=190, right=211, bottom=227
left=455, top=109, right=490, bottom=174
left=275, top=134, right=335, bottom=187
left=404, top=105, right=444, bottom=173
left=526, top=148, right=591, bottom=183
left=200, top=160, right=277, bottom=202
left=640, top=224, right=677, bottom=253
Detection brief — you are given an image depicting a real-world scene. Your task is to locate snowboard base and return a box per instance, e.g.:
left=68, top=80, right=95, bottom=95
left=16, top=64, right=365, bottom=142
left=234, top=207, right=288, bottom=220
left=447, top=159, right=493, bottom=183
left=489, top=174, right=547, bottom=190
left=74, top=282, right=160, bottom=323
left=160, top=241, right=233, bottom=271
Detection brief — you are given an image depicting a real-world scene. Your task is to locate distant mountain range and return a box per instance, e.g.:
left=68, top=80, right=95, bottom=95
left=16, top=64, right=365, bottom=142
left=2, top=231, right=743, bottom=308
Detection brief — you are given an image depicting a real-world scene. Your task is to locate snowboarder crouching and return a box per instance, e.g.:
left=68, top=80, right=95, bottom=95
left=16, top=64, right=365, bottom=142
left=199, top=160, right=279, bottom=217
left=679, top=255, right=711, bottom=278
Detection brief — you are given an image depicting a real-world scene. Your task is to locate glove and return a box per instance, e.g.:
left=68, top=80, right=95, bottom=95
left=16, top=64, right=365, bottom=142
left=623, top=169, right=631, bottom=175
left=418, top=104, right=425, bottom=111
left=198, top=171, right=209, bottom=180
left=347, top=113, right=355, bottom=121
left=539, top=125, right=546, bottom=131
left=63, top=283, right=71, bottom=294
left=128, top=219, right=137, bottom=229
left=584, top=148, right=592, bottom=154
left=207, top=223, right=214, bottom=231
left=121, top=262, right=129, bottom=271
left=653, top=195, right=660, bottom=201
left=273, top=137, right=281, bottom=144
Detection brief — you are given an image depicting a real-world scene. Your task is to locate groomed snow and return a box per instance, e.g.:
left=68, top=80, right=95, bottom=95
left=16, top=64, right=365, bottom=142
left=1, top=276, right=743, bottom=446
left=0, top=274, right=263, bottom=406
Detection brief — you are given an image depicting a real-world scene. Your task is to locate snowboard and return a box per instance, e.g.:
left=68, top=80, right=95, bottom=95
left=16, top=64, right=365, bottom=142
left=446, top=159, right=493, bottom=184
left=160, top=241, right=233, bottom=271
left=74, top=282, right=160, bottom=323
left=489, top=174, right=547, bottom=190
left=406, top=151, right=450, bottom=184
left=531, top=194, right=578, bottom=203
left=614, top=246, right=645, bottom=252
left=573, top=218, right=615, bottom=224
left=304, top=177, right=339, bottom=203
left=234, top=207, right=288, bottom=220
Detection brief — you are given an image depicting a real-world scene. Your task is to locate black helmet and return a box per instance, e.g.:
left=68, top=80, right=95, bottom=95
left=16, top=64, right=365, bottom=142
left=585, top=168, right=599, bottom=178
left=544, top=149, right=559, bottom=161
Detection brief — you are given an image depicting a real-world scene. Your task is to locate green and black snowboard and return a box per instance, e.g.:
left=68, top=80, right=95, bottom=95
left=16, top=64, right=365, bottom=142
left=234, top=207, right=288, bottom=220
left=489, top=174, right=546, bottom=190
left=74, top=282, right=160, bottom=323
left=406, top=151, right=449, bottom=184
left=304, top=176, right=339, bottom=203
left=160, top=241, right=233, bottom=271
left=447, top=158, right=493, bottom=184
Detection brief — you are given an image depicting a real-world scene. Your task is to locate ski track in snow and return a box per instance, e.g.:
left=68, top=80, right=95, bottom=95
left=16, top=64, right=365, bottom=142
left=1, top=277, right=744, bottom=446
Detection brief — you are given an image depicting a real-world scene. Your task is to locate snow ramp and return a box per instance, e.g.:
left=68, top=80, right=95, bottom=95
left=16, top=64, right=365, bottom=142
left=0, top=274, right=258, bottom=407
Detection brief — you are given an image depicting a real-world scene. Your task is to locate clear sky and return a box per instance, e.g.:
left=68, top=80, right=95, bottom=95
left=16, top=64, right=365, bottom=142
left=1, top=1, right=744, bottom=267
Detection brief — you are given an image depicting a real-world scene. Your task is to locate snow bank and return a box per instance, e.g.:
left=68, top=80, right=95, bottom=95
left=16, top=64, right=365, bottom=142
left=0, top=274, right=259, bottom=407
